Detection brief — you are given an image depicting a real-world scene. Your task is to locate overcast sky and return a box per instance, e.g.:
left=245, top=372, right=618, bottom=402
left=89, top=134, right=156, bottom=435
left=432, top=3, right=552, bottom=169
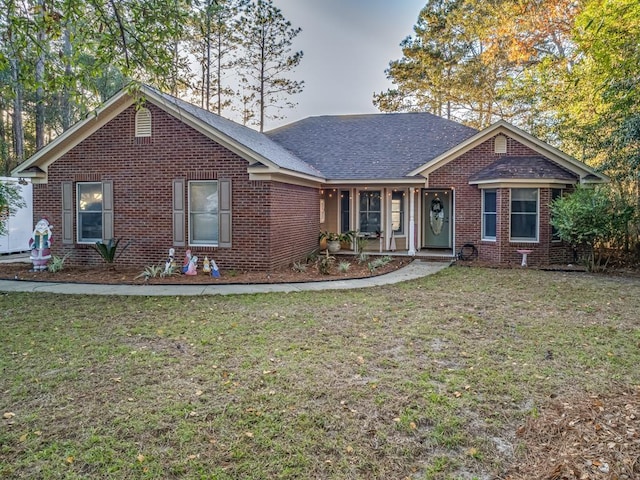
left=265, top=0, right=426, bottom=128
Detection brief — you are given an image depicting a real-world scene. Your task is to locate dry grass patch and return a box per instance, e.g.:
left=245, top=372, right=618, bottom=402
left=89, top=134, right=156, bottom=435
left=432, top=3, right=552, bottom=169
left=1, top=267, right=640, bottom=479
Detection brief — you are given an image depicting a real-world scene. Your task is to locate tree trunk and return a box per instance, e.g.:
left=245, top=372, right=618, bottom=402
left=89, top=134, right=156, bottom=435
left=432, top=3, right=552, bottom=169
left=10, top=58, right=24, bottom=164
left=61, top=27, right=73, bottom=131
left=35, top=0, right=46, bottom=150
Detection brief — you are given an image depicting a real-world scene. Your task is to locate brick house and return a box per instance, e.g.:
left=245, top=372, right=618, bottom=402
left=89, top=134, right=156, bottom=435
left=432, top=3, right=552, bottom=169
left=13, top=85, right=607, bottom=270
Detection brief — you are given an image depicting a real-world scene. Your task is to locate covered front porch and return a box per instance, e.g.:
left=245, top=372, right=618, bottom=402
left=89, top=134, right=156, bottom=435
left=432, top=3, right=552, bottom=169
left=319, top=184, right=456, bottom=259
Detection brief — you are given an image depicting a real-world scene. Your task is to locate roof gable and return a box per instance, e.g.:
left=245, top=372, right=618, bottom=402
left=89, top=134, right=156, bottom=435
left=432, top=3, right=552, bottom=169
left=13, top=84, right=324, bottom=183
left=409, top=120, right=608, bottom=184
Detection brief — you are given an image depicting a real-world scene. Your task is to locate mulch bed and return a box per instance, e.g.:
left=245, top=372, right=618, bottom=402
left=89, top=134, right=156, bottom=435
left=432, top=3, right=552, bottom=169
left=0, top=256, right=412, bottom=285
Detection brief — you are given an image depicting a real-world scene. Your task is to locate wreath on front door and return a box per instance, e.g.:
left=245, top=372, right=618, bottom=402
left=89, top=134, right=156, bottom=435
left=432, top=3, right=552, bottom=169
left=430, top=197, right=445, bottom=235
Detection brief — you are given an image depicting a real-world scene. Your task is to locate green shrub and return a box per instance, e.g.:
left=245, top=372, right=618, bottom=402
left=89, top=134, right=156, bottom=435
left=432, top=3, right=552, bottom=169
left=551, top=186, right=636, bottom=271
left=292, top=261, right=307, bottom=273
left=317, top=251, right=335, bottom=275
left=47, top=253, right=71, bottom=273
left=136, top=264, right=163, bottom=281
left=91, top=238, right=132, bottom=264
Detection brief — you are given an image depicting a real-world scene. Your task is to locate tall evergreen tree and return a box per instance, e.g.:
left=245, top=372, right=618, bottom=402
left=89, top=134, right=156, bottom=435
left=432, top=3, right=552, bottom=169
left=236, top=0, right=303, bottom=132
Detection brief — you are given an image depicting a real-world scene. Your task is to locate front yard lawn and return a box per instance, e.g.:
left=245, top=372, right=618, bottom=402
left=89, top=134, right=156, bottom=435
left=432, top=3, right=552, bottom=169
left=1, top=267, right=639, bottom=479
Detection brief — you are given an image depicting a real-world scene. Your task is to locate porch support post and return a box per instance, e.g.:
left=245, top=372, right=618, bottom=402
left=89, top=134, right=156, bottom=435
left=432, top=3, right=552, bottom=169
left=408, top=188, right=416, bottom=256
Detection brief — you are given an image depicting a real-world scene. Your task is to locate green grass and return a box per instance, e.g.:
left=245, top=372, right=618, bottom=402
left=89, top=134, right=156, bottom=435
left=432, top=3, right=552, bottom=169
left=1, top=267, right=640, bottom=479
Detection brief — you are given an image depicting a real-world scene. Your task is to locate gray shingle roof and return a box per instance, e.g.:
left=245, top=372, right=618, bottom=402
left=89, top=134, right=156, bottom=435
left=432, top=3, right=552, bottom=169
left=147, top=87, right=323, bottom=178
left=469, top=156, right=578, bottom=183
left=265, top=113, right=478, bottom=180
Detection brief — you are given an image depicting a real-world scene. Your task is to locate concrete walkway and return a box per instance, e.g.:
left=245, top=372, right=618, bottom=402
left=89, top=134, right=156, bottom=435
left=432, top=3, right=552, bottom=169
left=0, top=260, right=449, bottom=296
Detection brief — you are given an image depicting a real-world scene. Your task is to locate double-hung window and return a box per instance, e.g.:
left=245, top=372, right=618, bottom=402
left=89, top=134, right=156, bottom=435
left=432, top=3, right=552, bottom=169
left=189, top=181, right=219, bottom=246
left=359, top=191, right=381, bottom=234
left=482, top=189, right=497, bottom=240
left=77, top=182, right=103, bottom=243
left=510, top=188, right=538, bottom=241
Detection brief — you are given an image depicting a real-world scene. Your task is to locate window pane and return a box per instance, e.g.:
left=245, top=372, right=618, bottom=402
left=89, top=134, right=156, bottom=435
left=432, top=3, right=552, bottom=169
left=391, top=192, right=404, bottom=233
left=192, top=213, right=218, bottom=243
left=484, top=213, right=496, bottom=238
left=360, top=213, right=381, bottom=233
left=191, top=182, right=218, bottom=213
left=340, top=191, right=350, bottom=232
left=484, top=190, right=496, bottom=213
left=482, top=190, right=497, bottom=239
left=511, top=214, right=536, bottom=238
left=190, top=181, right=219, bottom=245
left=359, top=191, right=381, bottom=233
left=78, top=183, right=102, bottom=212
left=79, top=212, right=102, bottom=241
left=511, top=188, right=537, bottom=213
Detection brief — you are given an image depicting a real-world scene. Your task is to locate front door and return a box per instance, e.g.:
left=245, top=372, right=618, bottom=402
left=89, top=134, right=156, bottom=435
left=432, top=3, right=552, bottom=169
left=423, top=190, right=452, bottom=248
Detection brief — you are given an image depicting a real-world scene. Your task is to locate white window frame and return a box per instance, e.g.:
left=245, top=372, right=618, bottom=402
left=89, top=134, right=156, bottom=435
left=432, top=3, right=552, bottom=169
left=76, top=182, right=103, bottom=244
left=188, top=180, right=219, bottom=247
left=482, top=188, right=497, bottom=241
left=510, top=188, right=539, bottom=242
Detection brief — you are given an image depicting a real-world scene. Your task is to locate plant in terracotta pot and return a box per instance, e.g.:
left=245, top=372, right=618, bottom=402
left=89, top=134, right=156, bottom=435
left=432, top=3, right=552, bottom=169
left=319, top=230, right=355, bottom=253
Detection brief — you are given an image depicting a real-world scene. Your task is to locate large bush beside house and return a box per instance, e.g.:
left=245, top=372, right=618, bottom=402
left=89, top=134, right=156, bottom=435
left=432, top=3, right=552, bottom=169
left=551, top=185, right=637, bottom=271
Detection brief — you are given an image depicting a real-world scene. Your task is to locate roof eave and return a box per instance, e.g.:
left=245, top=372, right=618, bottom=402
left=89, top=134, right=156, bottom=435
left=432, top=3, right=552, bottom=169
left=469, top=177, right=578, bottom=188
left=323, top=177, right=427, bottom=186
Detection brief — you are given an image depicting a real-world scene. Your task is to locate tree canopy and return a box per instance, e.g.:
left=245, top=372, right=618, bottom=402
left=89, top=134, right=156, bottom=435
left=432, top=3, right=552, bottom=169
left=0, top=0, right=304, bottom=173
left=376, top=0, right=640, bottom=189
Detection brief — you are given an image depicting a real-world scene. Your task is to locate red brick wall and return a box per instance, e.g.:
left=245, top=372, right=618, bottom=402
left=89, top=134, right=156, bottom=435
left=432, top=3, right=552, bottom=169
left=33, top=103, right=319, bottom=271
left=429, top=134, right=574, bottom=265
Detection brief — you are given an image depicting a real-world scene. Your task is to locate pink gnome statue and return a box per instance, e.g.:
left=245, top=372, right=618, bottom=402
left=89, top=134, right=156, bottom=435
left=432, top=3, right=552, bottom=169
left=29, top=218, right=53, bottom=272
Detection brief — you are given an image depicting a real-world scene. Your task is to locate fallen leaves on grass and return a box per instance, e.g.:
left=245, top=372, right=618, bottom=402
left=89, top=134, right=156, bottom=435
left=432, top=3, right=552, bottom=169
left=503, top=387, right=640, bottom=479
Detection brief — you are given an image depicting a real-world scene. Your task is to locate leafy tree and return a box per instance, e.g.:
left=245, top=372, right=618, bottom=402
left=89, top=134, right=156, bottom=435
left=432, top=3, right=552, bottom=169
left=566, top=0, right=640, bottom=192
left=0, top=0, right=194, bottom=170
left=374, top=0, right=509, bottom=128
left=551, top=186, right=637, bottom=271
left=0, top=180, right=26, bottom=237
left=236, top=0, right=304, bottom=132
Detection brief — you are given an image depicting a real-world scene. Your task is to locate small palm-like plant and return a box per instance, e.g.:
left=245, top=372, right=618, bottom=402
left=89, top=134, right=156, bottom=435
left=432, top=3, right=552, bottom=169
left=338, top=261, right=351, bottom=273
left=47, top=253, right=71, bottom=273
left=136, top=264, right=163, bottom=281
left=91, top=238, right=132, bottom=265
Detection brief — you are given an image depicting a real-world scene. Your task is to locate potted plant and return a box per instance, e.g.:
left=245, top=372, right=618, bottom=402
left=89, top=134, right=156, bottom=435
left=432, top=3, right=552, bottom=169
left=319, top=230, right=355, bottom=253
